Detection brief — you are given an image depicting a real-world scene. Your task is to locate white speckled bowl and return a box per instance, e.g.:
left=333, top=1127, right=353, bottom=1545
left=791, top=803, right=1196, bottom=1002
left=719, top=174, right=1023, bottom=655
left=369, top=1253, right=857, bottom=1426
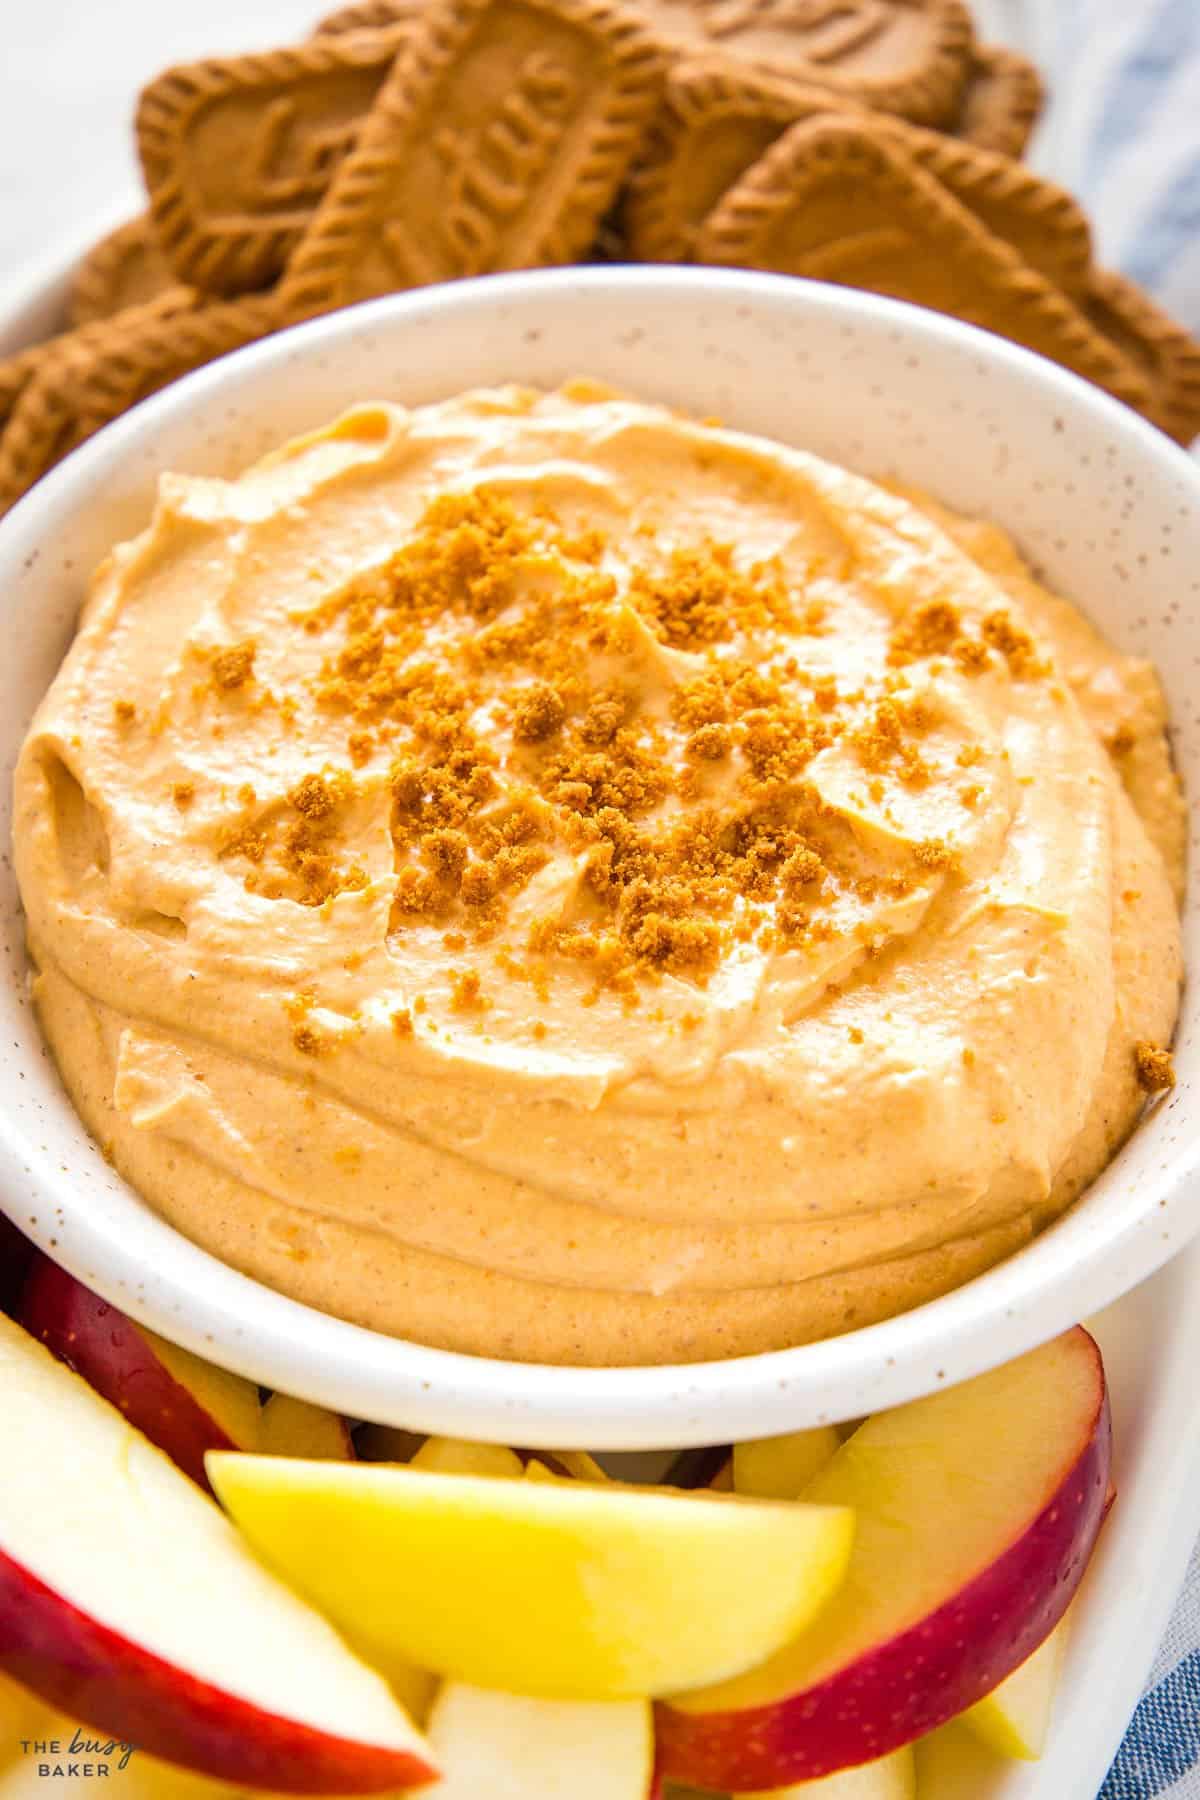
left=1, top=267, right=1197, bottom=1449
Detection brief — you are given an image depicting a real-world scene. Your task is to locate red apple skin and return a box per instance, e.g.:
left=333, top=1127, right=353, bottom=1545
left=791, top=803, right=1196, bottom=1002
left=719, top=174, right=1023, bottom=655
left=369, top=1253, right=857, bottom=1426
left=0, top=1547, right=435, bottom=1795
left=0, top=1215, right=34, bottom=1318
left=656, top=1389, right=1111, bottom=1791
left=20, top=1257, right=238, bottom=1493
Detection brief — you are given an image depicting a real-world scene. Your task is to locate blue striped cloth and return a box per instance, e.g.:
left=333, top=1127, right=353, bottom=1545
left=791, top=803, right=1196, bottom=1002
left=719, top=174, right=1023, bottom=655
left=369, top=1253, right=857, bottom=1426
left=974, top=2, right=1200, bottom=1789
left=976, top=0, right=1200, bottom=348
left=1105, top=1652, right=1200, bottom=1797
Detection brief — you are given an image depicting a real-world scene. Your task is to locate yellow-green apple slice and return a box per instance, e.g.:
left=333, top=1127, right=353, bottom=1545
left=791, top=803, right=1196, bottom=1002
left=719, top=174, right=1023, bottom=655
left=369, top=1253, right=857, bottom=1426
left=528, top=1448, right=610, bottom=1482
left=21, top=1256, right=261, bottom=1488
left=409, top=1436, right=524, bottom=1477
left=553, top=1449, right=609, bottom=1481
left=525, top=1458, right=565, bottom=1481
left=960, top=1612, right=1071, bottom=1759
left=238, top=1419, right=489, bottom=1716
left=260, top=1392, right=355, bottom=1461
left=657, top=1327, right=1109, bottom=1790
left=206, top=1457, right=855, bottom=1700
left=378, top=1436, right=520, bottom=1719
left=427, top=1682, right=653, bottom=1797
left=0, top=1670, right=53, bottom=1770
left=734, top=1429, right=842, bottom=1500
left=0, top=1313, right=435, bottom=1793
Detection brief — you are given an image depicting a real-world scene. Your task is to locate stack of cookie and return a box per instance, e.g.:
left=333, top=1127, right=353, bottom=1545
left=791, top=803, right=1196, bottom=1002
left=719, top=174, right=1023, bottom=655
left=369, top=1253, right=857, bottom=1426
left=2, top=0, right=1197, bottom=515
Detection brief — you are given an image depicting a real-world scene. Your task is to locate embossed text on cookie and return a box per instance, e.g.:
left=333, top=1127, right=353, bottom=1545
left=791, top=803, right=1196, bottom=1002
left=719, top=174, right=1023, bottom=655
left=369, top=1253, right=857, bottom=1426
left=650, top=0, right=890, bottom=61
left=282, top=0, right=665, bottom=312
left=136, top=33, right=410, bottom=291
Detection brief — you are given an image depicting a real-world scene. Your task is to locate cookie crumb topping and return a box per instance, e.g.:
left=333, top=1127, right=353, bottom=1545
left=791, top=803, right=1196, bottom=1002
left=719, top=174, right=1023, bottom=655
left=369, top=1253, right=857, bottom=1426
left=205, top=485, right=1047, bottom=997
left=212, top=640, right=257, bottom=690
left=1134, top=1040, right=1176, bottom=1093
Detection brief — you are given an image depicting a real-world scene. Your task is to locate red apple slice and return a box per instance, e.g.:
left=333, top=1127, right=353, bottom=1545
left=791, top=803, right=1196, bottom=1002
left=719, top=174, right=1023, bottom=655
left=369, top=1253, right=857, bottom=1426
left=21, top=1257, right=261, bottom=1488
left=260, top=1392, right=355, bottom=1461
left=428, top=1682, right=654, bottom=1798
left=0, top=1312, right=435, bottom=1793
left=657, top=1327, right=1110, bottom=1790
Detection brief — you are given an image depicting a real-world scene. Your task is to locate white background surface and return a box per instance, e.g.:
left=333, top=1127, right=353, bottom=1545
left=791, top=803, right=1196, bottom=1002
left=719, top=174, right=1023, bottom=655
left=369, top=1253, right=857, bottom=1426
left=1, top=0, right=333, bottom=282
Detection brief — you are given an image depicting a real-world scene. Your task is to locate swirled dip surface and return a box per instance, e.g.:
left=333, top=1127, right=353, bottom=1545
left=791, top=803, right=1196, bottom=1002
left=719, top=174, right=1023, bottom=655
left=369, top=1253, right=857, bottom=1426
left=14, top=385, right=1184, bottom=1365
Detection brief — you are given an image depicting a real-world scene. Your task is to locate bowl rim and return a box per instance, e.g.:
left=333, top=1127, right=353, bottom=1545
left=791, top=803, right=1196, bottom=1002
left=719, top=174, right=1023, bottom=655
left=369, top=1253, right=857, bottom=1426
left=1, top=263, right=1197, bottom=1449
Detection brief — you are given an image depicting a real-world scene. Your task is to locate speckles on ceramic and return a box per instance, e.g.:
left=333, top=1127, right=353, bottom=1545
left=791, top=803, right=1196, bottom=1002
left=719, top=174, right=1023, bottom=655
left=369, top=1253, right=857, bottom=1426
left=0, top=267, right=1197, bottom=1448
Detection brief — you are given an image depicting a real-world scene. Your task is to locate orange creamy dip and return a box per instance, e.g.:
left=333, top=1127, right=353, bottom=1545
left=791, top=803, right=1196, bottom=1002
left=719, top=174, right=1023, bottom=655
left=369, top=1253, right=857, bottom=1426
left=13, top=384, right=1183, bottom=1364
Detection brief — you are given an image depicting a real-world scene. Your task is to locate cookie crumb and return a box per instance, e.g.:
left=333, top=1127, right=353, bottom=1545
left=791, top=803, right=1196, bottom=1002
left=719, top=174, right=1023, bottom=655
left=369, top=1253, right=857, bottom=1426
left=450, top=969, right=487, bottom=1013
left=213, top=640, right=257, bottom=690
left=512, top=683, right=566, bottom=743
left=1135, top=1040, right=1176, bottom=1093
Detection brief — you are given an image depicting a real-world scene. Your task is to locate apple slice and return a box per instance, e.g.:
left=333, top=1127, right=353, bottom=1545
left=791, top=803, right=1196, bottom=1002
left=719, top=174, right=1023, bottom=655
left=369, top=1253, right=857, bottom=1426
left=21, top=1257, right=261, bottom=1488
left=0, top=1312, right=435, bottom=1793
left=260, top=1392, right=355, bottom=1461
left=531, top=1448, right=610, bottom=1481
left=734, top=1428, right=841, bottom=1500
left=960, top=1613, right=1071, bottom=1759
left=0, top=1670, right=53, bottom=1771
left=273, top=1420, right=450, bottom=1717
left=734, top=1746, right=916, bottom=1797
left=409, top=1436, right=524, bottom=1478
left=657, top=1327, right=1110, bottom=1790
left=525, top=1458, right=564, bottom=1481
left=207, top=1457, right=854, bottom=1700
left=427, top=1682, right=653, bottom=1798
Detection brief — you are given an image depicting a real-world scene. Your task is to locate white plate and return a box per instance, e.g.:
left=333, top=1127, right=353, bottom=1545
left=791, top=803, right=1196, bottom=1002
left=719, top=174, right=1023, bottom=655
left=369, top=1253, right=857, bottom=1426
left=1, top=259, right=1199, bottom=1800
